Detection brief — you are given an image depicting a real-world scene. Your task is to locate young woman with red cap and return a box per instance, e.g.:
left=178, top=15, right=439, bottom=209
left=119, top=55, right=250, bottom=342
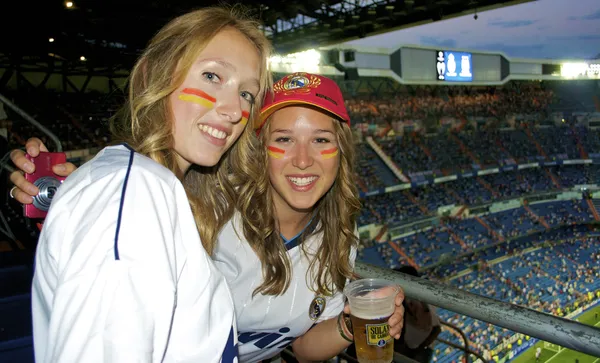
left=8, top=72, right=405, bottom=362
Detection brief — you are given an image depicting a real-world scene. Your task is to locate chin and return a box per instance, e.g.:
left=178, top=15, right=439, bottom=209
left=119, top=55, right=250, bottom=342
left=192, top=152, right=222, bottom=168
left=286, top=196, right=320, bottom=213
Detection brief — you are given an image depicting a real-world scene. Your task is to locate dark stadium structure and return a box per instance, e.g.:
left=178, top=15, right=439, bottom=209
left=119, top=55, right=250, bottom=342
left=1, top=0, right=531, bottom=88
left=2, top=1, right=600, bottom=363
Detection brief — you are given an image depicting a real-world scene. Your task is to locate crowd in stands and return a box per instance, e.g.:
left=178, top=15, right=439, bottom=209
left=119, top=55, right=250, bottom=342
left=345, top=82, right=554, bottom=125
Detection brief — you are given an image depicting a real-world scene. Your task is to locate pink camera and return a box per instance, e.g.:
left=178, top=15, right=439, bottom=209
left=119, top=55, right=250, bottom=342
left=24, top=152, right=67, bottom=219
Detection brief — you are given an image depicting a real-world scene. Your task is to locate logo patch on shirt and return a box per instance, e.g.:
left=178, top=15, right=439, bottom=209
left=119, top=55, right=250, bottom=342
left=309, top=296, right=326, bottom=321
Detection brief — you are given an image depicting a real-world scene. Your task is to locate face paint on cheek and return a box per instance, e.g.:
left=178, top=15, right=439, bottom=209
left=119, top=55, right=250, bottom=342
left=178, top=88, right=216, bottom=109
left=241, top=111, right=250, bottom=126
left=320, top=147, right=339, bottom=159
left=267, top=146, right=285, bottom=159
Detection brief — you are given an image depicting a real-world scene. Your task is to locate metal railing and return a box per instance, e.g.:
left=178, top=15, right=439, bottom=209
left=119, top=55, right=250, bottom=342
left=438, top=320, right=487, bottom=363
left=355, top=262, right=600, bottom=358
left=0, top=92, right=62, bottom=152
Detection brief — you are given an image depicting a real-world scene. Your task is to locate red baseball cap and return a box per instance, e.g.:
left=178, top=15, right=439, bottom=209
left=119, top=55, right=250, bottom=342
left=255, top=72, right=350, bottom=132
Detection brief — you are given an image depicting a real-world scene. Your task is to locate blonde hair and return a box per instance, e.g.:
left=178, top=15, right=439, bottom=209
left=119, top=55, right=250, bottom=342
left=110, top=5, right=273, bottom=254
left=236, top=115, right=360, bottom=296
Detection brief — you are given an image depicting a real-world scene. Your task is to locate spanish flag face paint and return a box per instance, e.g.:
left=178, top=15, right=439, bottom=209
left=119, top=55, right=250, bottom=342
left=178, top=88, right=216, bottom=109
left=267, top=146, right=285, bottom=159
left=241, top=111, right=250, bottom=126
left=320, top=147, right=339, bottom=159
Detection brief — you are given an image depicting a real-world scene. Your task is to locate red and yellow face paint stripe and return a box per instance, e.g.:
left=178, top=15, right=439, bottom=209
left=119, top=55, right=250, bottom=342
left=241, top=111, right=250, bottom=126
left=320, top=147, right=339, bottom=159
left=178, top=88, right=216, bottom=109
left=267, top=146, right=285, bottom=159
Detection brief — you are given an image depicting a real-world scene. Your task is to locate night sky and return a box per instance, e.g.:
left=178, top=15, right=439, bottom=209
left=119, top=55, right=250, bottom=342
left=343, top=0, right=600, bottom=60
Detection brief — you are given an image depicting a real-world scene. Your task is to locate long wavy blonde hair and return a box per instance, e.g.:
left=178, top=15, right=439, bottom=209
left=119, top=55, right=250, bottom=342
left=110, top=6, right=272, bottom=255
left=236, top=114, right=361, bottom=296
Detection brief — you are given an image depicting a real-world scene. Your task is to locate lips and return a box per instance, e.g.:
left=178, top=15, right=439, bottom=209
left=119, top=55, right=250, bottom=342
left=198, top=123, right=231, bottom=146
left=286, top=174, right=319, bottom=192
left=199, top=124, right=229, bottom=140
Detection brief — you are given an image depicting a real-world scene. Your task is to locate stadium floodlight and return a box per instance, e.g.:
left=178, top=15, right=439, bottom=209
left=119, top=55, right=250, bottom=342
left=561, top=62, right=600, bottom=79
left=269, top=49, right=322, bottom=73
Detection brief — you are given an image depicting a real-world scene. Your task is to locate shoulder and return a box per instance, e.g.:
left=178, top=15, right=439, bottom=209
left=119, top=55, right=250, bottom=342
left=40, top=145, right=188, bottom=272
left=90, top=145, right=178, bottom=188
left=58, top=145, right=179, bottom=203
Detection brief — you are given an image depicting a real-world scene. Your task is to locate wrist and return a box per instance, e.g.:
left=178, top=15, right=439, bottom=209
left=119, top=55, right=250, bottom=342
left=337, top=312, right=353, bottom=343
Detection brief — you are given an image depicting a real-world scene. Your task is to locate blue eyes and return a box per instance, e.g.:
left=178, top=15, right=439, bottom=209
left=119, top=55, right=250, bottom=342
left=203, top=72, right=220, bottom=83
left=202, top=72, right=255, bottom=104
left=241, top=91, right=255, bottom=104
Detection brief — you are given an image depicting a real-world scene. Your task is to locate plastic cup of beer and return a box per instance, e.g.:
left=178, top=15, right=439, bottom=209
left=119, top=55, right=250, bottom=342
left=344, top=278, right=399, bottom=363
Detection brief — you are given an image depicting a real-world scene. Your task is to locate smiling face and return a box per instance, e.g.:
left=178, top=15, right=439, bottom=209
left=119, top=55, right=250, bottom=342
left=169, top=27, right=261, bottom=172
left=266, top=106, right=341, bottom=215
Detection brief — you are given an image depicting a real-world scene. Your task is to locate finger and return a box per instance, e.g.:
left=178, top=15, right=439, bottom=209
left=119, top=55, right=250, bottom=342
left=395, top=288, right=405, bottom=305
left=9, top=170, right=39, bottom=199
left=52, top=162, right=77, bottom=177
left=11, top=186, right=35, bottom=204
left=10, top=149, right=35, bottom=174
left=25, top=137, right=49, bottom=156
left=389, top=309, right=404, bottom=339
left=343, top=304, right=350, bottom=314
left=388, top=308, right=404, bottom=327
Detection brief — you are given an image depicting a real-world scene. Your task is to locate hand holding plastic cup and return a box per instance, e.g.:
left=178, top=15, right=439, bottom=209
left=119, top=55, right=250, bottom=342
left=344, top=278, right=400, bottom=363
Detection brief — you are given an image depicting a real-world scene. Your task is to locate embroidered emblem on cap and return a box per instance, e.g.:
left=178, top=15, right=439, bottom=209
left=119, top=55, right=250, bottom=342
left=274, top=73, right=321, bottom=95
left=309, top=296, right=327, bottom=321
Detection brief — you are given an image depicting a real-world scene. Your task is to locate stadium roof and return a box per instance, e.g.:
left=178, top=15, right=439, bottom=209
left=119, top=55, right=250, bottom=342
left=1, top=0, right=531, bottom=74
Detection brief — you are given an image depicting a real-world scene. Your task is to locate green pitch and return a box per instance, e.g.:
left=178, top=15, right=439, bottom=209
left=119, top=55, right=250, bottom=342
left=510, top=305, right=600, bottom=363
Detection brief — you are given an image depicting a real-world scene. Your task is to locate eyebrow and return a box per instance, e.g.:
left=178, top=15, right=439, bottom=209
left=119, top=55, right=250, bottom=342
left=270, top=128, right=335, bottom=134
left=314, top=129, right=335, bottom=135
left=271, top=128, right=292, bottom=134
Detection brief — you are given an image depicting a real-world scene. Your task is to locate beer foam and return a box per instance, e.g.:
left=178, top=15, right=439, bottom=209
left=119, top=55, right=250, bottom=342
left=350, top=306, right=394, bottom=321
left=360, top=286, right=398, bottom=299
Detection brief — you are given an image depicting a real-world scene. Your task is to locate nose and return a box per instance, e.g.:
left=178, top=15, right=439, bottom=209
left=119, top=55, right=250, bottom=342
left=214, top=89, right=242, bottom=124
left=292, top=143, right=314, bottom=170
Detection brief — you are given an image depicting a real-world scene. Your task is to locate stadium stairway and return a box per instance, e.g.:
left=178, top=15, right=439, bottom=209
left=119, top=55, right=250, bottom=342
left=412, top=133, right=433, bottom=159
left=474, top=216, right=505, bottom=242
left=523, top=202, right=551, bottom=229
left=386, top=240, right=419, bottom=269
left=588, top=199, right=600, bottom=221
left=570, top=124, right=589, bottom=159
left=354, top=175, right=369, bottom=193
left=494, top=136, right=517, bottom=162
left=374, top=225, right=388, bottom=241
left=403, top=190, right=429, bottom=214
left=476, top=177, right=500, bottom=198
left=443, top=184, right=466, bottom=205
left=594, top=94, right=600, bottom=112
left=442, top=223, right=469, bottom=250
left=450, top=133, right=481, bottom=168
left=0, top=248, right=35, bottom=363
left=524, top=127, right=550, bottom=161
left=365, top=137, right=411, bottom=183
left=545, top=169, right=562, bottom=189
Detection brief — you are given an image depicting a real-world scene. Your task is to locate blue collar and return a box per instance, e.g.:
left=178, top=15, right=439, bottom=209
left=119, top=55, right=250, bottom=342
left=280, top=216, right=318, bottom=250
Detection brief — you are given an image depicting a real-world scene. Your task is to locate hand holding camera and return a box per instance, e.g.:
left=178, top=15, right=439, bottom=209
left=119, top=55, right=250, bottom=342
left=9, top=138, right=77, bottom=218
